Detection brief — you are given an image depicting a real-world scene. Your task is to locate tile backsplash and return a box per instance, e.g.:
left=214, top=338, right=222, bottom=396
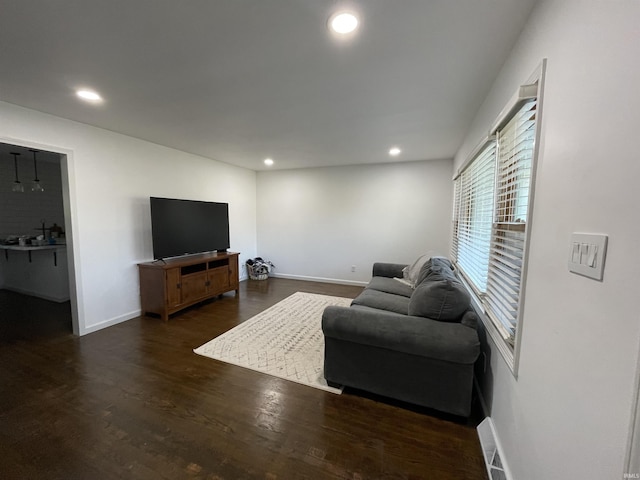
left=0, top=157, right=65, bottom=239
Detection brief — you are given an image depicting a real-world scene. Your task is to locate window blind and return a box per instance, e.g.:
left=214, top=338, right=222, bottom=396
left=454, top=141, right=496, bottom=293
left=485, top=99, right=537, bottom=346
left=451, top=177, right=461, bottom=262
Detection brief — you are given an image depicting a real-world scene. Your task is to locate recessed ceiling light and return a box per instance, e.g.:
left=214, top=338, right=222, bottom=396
left=329, top=12, right=359, bottom=34
left=389, top=147, right=402, bottom=156
left=76, top=89, right=103, bottom=103
left=264, top=158, right=274, bottom=166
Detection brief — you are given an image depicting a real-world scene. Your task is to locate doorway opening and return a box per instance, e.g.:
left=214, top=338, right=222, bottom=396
left=0, top=140, right=78, bottom=339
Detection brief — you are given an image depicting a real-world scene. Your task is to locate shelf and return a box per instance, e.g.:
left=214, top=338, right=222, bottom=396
left=181, top=263, right=207, bottom=276
left=208, top=258, right=229, bottom=269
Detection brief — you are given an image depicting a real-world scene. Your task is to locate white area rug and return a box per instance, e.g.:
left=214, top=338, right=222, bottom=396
left=194, top=291, right=352, bottom=394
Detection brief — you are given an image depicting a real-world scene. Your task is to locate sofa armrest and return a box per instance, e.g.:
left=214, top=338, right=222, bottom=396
left=322, top=306, right=480, bottom=364
left=372, top=262, right=407, bottom=279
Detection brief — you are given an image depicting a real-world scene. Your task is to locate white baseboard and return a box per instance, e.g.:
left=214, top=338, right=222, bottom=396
left=80, top=309, right=141, bottom=336
left=77, top=272, right=357, bottom=336
left=270, top=273, right=368, bottom=287
left=1, top=286, right=69, bottom=303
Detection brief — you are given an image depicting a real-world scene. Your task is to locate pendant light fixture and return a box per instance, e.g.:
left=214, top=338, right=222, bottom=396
left=10, top=152, right=24, bottom=193
left=29, top=149, right=44, bottom=192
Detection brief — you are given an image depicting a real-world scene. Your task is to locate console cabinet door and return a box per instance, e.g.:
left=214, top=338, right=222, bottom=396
left=166, top=268, right=182, bottom=308
left=181, top=272, right=209, bottom=304
left=209, top=267, right=229, bottom=294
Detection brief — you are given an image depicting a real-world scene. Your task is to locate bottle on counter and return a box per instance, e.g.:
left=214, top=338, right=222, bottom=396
left=50, top=223, right=63, bottom=238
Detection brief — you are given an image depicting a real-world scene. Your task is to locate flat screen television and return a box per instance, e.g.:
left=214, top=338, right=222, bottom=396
left=150, top=197, right=230, bottom=260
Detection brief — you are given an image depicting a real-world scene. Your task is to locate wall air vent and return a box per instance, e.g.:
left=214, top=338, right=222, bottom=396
left=477, top=417, right=511, bottom=480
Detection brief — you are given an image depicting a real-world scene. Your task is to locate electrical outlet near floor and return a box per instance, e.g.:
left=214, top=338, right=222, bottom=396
left=351, top=265, right=356, bottom=273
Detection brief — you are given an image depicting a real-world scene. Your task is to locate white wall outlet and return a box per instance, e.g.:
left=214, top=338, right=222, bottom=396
left=568, top=233, right=608, bottom=280
left=351, top=265, right=356, bottom=272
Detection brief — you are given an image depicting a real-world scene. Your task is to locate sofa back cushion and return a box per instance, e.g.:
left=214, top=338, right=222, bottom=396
left=408, top=261, right=471, bottom=322
left=415, top=256, right=453, bottom=284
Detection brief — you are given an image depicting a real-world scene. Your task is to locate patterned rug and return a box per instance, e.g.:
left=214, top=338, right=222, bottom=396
left=193, top=292, right=352, bottom=394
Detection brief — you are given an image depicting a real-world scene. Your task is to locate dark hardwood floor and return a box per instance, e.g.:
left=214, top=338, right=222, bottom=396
left=0, top=279, right=488, bottom=480
left=0, top=289, right=73, bottom=342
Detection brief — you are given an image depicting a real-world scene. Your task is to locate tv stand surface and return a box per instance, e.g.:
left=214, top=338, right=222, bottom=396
left=138, top=251, right=239, bottom=321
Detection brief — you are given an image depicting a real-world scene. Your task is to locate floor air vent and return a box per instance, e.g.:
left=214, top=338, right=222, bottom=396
left=477, top=417, right=510, bottom=480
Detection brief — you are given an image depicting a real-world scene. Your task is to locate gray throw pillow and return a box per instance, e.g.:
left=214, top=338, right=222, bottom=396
left=402, top=254, right=431, bottom=288
left=408, top=267, right=470, bottom=322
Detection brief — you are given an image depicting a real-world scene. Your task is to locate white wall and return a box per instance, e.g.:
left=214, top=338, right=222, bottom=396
left=454, top=1, right=640, bottom=478
left=0, top=101, right=257, bottom=335
left=256, top=159, right=452, bottom=284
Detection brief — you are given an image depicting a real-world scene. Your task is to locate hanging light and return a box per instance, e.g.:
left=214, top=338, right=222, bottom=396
left=10, top=152, right=24, bottom=193
left=29, top=149, right=44, bottom=192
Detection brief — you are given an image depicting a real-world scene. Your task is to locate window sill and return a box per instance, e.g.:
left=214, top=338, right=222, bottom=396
left=494, top=221, right=526, bottom=233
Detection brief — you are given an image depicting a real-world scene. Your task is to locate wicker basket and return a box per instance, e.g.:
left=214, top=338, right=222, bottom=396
left=248, top=270, right=268, bottom=281
left=246, top=263, right=269, bottom=281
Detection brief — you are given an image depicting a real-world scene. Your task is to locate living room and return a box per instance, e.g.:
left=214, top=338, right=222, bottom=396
left=1, top=1, right=639, bottom=479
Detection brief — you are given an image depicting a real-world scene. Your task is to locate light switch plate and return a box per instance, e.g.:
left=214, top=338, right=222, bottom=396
left=568, top=233, right=608, bottom=280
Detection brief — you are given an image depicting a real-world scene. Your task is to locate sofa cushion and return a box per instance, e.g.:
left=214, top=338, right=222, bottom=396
left=415, top=256, right=454, bottom=285
left=351, top=289, right=410, bottom=315
left=372, top=262, right=408, bottom=279
left=408, top=266, right=470, bottom=322
left=323, top=305, right=480, bottom=364
left=367, top=276, right=414, bottom=298
left=460, top=309, right=478, bottom=329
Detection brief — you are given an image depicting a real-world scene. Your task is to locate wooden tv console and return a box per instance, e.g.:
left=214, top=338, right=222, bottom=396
left=138, top=251, right=239, bottom=321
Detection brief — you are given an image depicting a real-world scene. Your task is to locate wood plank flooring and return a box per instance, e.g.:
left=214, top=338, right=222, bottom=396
left=0, top=279, right=487, bottom=479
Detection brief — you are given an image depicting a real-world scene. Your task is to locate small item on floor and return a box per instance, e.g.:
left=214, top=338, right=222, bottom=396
left=246, top=257, right=275, bottom=280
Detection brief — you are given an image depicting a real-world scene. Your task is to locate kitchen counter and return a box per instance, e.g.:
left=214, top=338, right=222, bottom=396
left=0, top=244, right=69, bottom=302
left=0, top=244, right=66, bottom=252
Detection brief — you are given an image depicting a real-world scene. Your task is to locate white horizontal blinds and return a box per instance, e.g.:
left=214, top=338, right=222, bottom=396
left=485, top=99, right=537, bottom=346
left=456, top=142, right=496, bottom=293
left=451, top=177, right=462, bottom=262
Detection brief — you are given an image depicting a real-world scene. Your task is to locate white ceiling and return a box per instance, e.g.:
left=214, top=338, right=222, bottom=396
left=0, top=1, right=537, bottom=171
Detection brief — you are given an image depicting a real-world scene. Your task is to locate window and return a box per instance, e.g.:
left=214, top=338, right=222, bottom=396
left=451, top=62, right=544, bottom=371
left=451, top=141, right=496, bottom=294
left=486, top=98, right=537, bottom=348
left=486, top=99, right=537, bottom=348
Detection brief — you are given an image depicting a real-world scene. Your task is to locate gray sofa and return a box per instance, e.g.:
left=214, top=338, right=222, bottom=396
left=322, top=257, right=480, bottom=417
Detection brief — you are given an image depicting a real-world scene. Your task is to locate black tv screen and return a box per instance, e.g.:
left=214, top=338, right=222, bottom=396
left=150, top=197, right=230, bottom=259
